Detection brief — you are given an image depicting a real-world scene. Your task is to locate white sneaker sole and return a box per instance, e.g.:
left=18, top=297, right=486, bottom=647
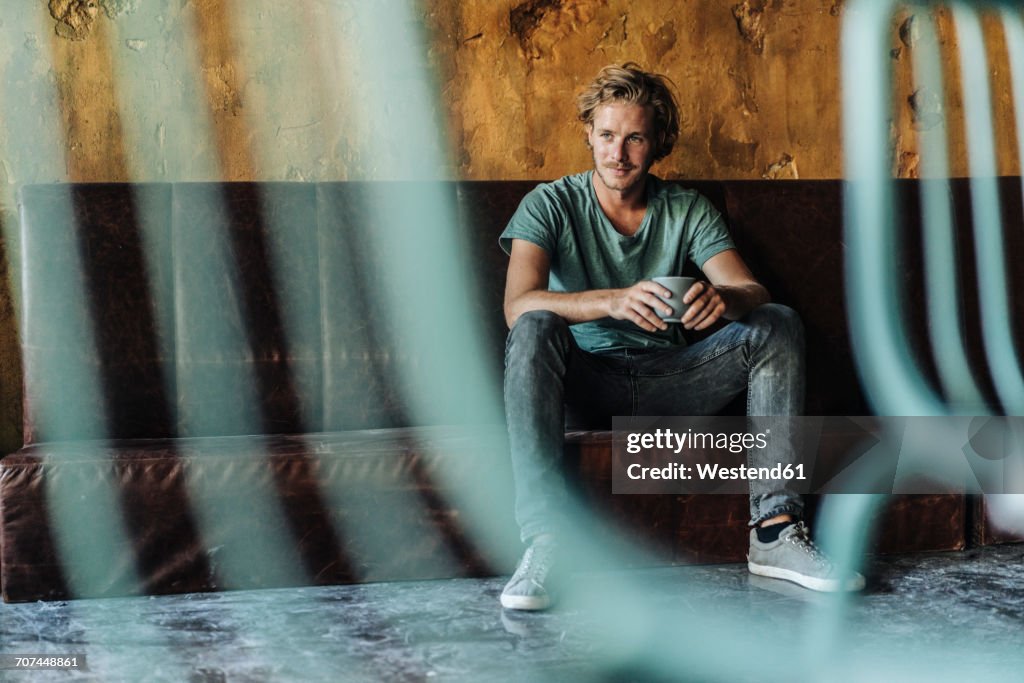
left=500, top=592, right=551, bottom=611
left=748, top=561, right=865, bottom=593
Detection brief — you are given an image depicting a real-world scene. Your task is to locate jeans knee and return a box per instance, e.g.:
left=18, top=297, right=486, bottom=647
left=506, top=310, right=571, bottom=357
left=747, top=303, right=804, bottom=351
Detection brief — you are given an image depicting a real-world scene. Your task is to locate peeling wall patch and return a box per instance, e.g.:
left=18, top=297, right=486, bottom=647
left=732, top=0, right=769, bottom=55
left=762, top=153, right=798, bottom=179
left=50, top=0, right=100, bottom=41
left=510, top=0, right=562, bottom=52
left=897, top=151, right=919, bottom=178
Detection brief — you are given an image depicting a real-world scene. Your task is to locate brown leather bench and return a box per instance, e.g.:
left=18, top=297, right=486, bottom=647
left=0, top=180, right=968, bottom=602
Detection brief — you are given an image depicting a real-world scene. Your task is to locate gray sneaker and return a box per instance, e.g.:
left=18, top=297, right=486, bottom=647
left=500, top=537, right=558, bottom=611
left=747, top=521, right=865, bottom=592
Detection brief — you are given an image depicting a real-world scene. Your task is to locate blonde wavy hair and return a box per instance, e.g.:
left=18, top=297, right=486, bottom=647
left=576, top=62, right=680, bottom=161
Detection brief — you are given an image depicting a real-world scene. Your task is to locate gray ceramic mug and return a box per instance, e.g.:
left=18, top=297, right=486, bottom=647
left=652, top=276, right=697, bottom=322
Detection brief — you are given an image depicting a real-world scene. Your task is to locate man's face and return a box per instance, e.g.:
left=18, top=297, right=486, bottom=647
left=587, top=102, right=658, bottom=195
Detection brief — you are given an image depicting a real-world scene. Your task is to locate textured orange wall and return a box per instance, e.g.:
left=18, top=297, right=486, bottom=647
left=15, top=1, right=1022, bottom=186
left=429, top=0, right=844, bottom=180
left=428, top=2, right=1021, bottom=181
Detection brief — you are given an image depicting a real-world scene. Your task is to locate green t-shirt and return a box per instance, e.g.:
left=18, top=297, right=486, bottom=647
left=499, top=171, right=735, bottom=353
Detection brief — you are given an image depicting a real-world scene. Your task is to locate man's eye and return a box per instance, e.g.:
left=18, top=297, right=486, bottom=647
left=629, top=136, right=643, bottom=143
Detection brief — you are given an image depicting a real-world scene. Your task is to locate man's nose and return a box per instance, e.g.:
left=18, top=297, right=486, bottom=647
left=611, top=140, right=626, bottom=161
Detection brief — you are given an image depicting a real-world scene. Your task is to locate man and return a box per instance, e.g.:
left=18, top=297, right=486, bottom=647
left=498, top=63, right=864, bottom=611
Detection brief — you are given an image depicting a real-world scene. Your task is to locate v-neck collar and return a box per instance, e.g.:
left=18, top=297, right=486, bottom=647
left=587, top=170, right=655, bottom=240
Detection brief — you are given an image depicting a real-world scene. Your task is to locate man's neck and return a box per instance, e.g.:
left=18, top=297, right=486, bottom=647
left=591, top=172, right=648, bottom=213
left=591, top=172, right=649, bottom=236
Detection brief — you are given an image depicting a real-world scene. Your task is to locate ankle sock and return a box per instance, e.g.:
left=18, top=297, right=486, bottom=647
left=756, top=520, right=795, bottom=543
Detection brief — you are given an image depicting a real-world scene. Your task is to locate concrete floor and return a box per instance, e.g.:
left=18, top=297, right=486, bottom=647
left=3, top=544, right=1024, bottom=682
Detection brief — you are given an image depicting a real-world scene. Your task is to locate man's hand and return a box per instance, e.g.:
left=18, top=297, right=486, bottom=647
left=504, top=241, right=768, bottom=332
left=679, top=281, right=727, bottom=331
left=607, top=281, right=675, bottom=332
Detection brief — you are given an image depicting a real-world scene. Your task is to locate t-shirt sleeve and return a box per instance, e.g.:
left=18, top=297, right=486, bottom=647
left=687, top=193, right=735, bottom=268
left=499, top=185, right=563, bottom=256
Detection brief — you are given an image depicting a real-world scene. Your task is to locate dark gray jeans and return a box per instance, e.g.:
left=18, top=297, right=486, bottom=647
left=504, top=304, right=806, bottom=543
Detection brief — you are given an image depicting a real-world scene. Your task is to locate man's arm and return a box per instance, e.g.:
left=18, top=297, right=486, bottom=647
left=679, top=248, right=770, bottom=331
left=503, top=239, right=676, bottom=331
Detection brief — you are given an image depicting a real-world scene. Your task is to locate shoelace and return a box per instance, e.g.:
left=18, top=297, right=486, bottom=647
left=785, top=523, right=832, bottom=568
left=519, top=542, right=556, bottom=581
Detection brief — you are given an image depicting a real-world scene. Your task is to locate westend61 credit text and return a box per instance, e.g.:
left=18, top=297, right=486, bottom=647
left=626, top=460, right=807, bottom=482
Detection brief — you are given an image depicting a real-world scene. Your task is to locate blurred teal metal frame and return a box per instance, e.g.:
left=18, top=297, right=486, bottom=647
left=842, top=0, right=1024, bottom=416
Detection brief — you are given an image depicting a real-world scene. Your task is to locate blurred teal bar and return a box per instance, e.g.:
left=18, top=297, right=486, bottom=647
left=5, top=5, right=143, bottom=599
left=331, top=0, right=517, bottom=562
left=954, top=5, right=1024, bottom=415
left=26, top=189, right=142, bottom=598
left=912, top=8, right=988, bottom=412
left=842, top=0, right=947, bottom=415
